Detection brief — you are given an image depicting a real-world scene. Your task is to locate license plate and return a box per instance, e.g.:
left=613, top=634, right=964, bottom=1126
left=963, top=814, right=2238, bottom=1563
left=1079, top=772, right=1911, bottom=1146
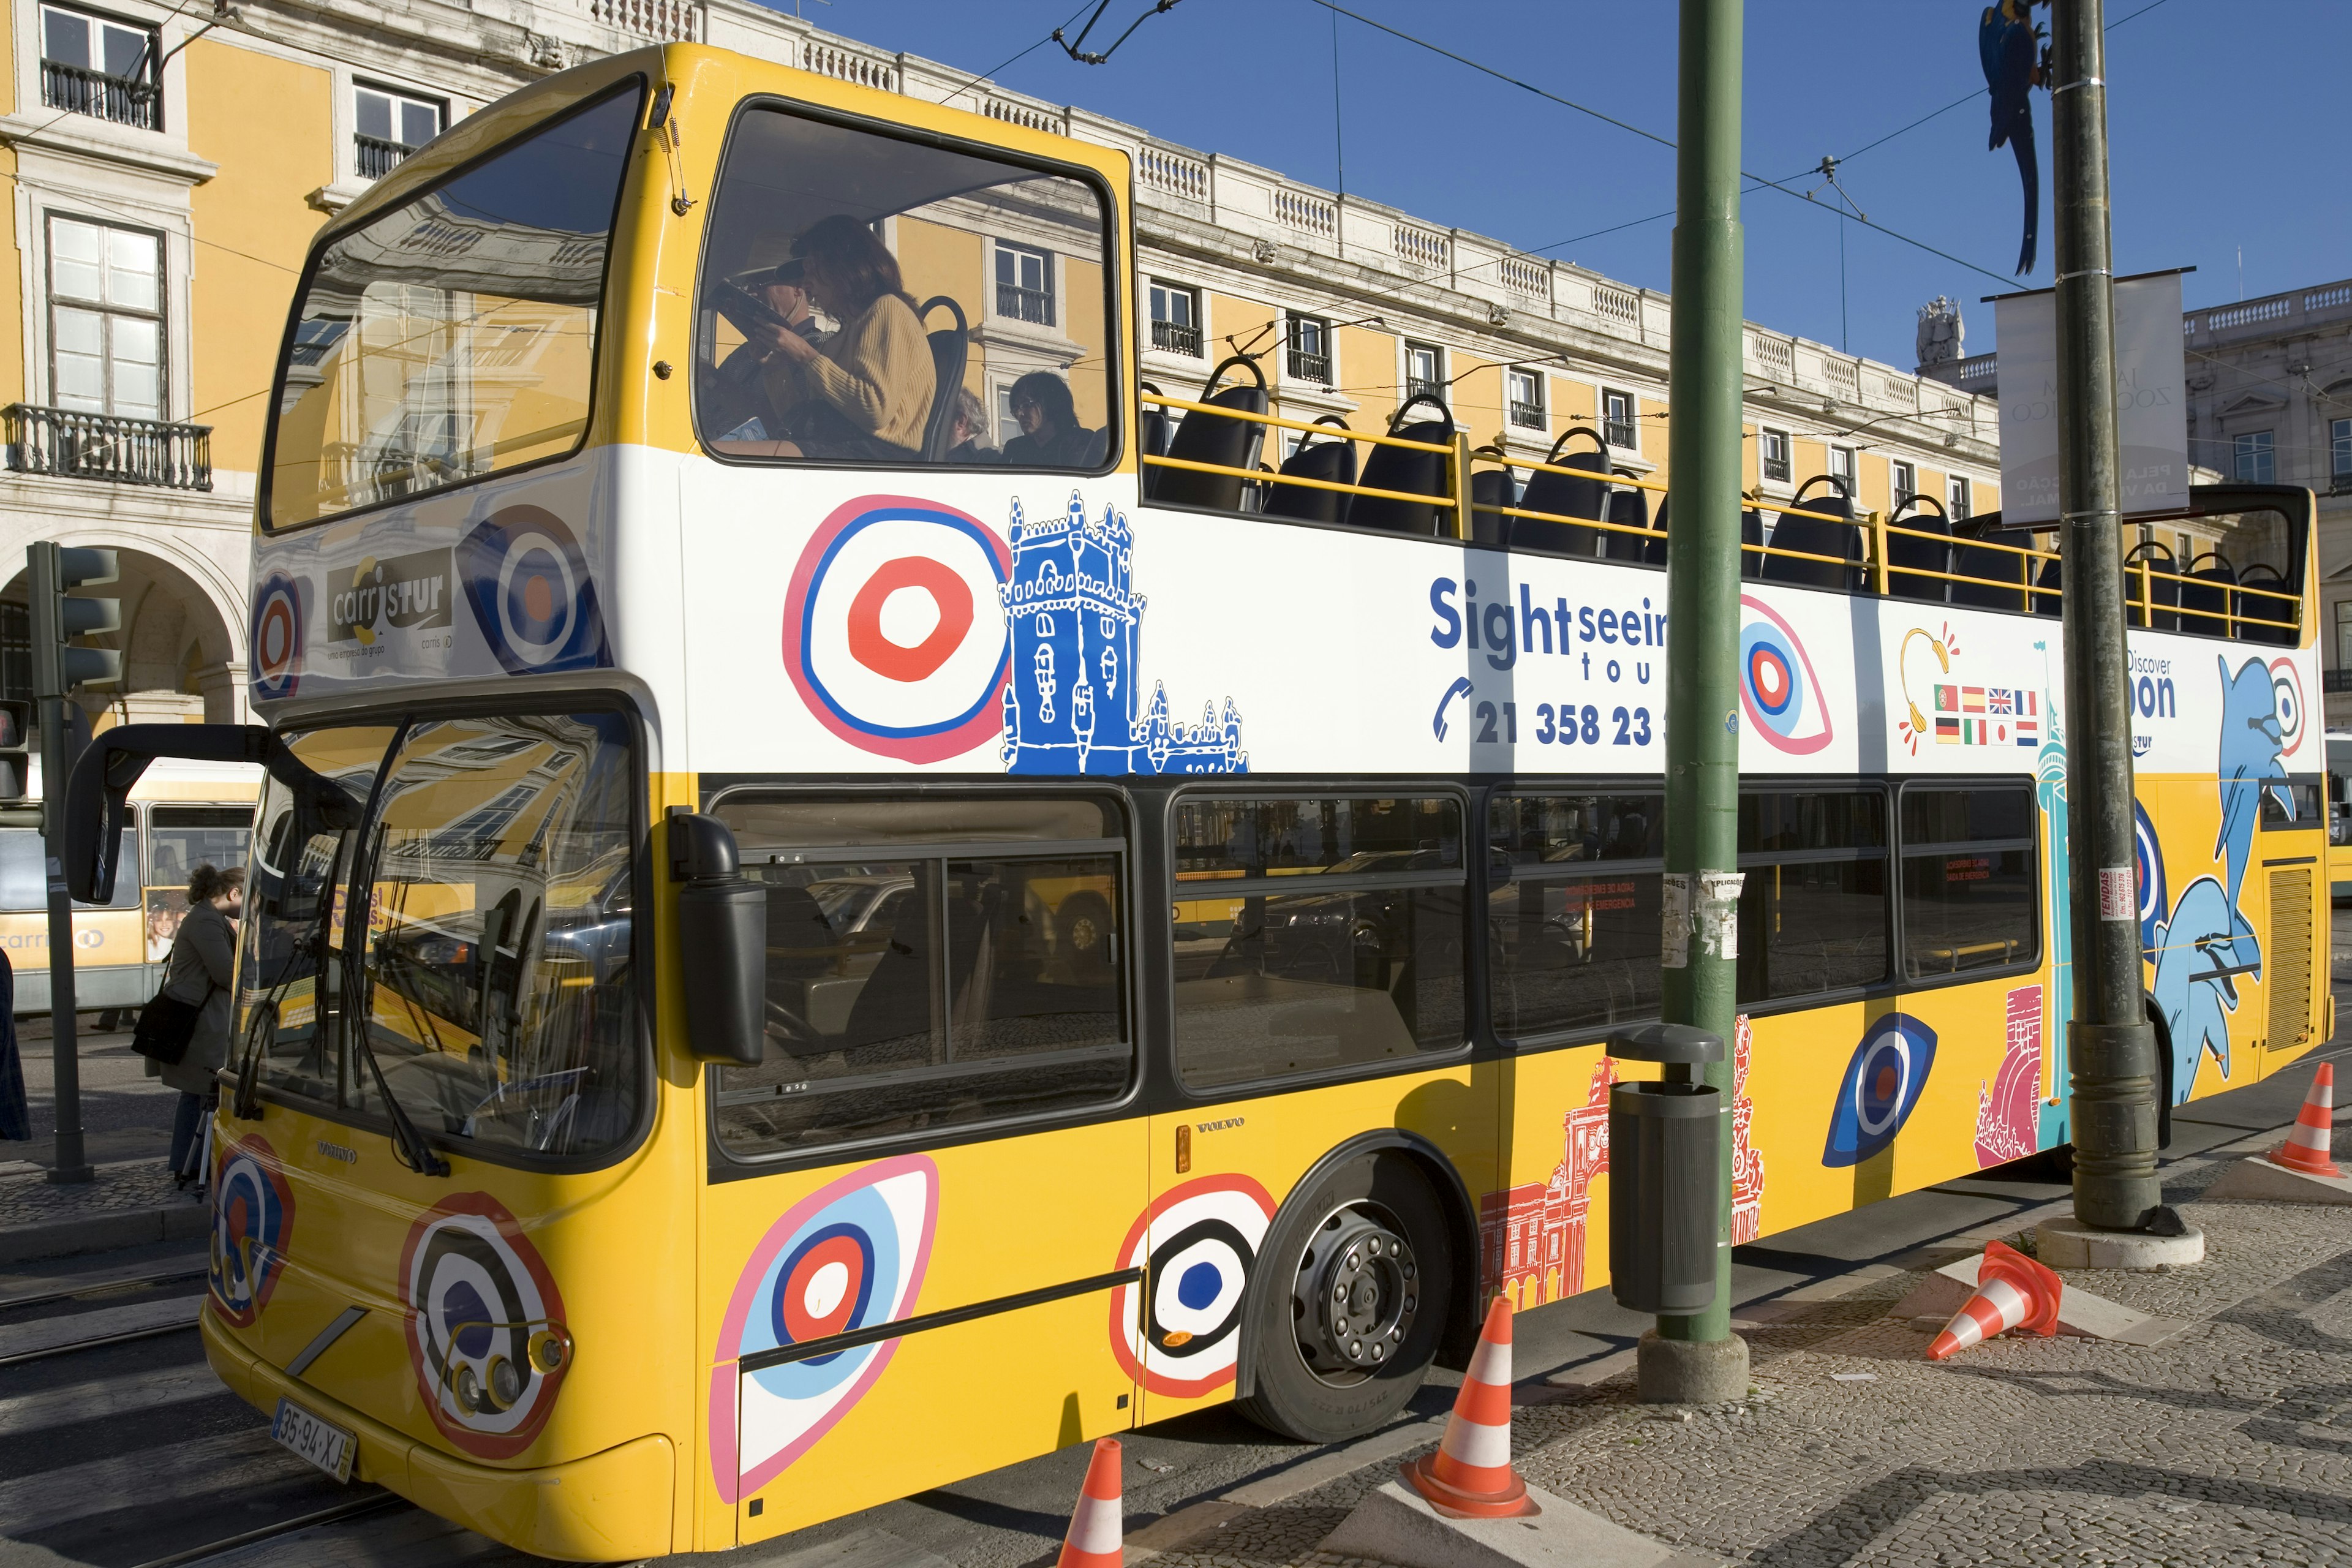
left=271, top=1395, right=355, bottom=1483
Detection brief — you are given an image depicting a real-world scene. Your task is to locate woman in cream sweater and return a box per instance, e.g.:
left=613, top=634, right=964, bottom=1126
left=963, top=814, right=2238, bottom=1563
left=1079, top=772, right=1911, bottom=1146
left=753, top=215, right=937, bottom=462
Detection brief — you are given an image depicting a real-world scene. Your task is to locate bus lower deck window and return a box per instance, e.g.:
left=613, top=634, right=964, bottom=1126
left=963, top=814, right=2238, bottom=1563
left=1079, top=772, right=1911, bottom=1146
left=1486, top=792, right=1665, bottom=1040
left=1737, top=790, right=1890, bottom=1003
left=1897, top=786, right=2038, bottom=979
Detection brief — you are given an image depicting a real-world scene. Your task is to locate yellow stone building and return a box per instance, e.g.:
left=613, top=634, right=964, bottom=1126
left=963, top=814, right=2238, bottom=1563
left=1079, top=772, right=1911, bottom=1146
left=0, top=0, right=1995, bottom=723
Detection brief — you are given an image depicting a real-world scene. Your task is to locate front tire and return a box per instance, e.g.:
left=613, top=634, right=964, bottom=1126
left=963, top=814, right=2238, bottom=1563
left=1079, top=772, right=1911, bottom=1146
left=1235, top=1151, right=1452, bottom=1443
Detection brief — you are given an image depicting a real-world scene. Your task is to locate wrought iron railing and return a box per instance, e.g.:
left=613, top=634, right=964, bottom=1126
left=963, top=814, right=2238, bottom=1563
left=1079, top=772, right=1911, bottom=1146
left=2324, top=669, right=2352, bottom=694
left=1150, top=319, right=1201, bottom=357
left=1509, top=401, right=1547, bottom=430
left=355, top=133, right=417, bottom=181
left=41, top=59, right=160, bottom=130
left=997, top=283, right=1054, bottom=326
left=1287, top=348, right=1332, bottom=385
left=3, top=404, right=211, bottom=491
left=1605, top=418, right=1639, bottom=451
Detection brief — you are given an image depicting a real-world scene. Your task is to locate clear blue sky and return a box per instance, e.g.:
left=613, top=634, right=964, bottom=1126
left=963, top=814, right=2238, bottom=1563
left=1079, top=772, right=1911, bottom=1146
left=783, top=0, right=2350, bottom=372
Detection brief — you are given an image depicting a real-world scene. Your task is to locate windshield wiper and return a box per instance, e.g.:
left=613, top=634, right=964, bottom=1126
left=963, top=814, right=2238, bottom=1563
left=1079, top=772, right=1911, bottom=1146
left=345, top=823, right=449, bottom=1177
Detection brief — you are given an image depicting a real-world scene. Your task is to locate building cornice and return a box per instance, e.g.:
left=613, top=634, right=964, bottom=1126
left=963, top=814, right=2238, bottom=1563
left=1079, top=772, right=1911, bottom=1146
left=0, top=113, right=219, bottom=184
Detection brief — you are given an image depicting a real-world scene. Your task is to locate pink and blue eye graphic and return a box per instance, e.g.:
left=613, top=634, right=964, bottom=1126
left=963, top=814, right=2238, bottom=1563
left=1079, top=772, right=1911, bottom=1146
left=1738, top=595, right=1834, bottom=755
left=780, top=495, right=1011, bottom=765
left=458, top=504, right=608, bottom=674
left=208, top=1136, right=295, bottom=1328
left=711, top=1155, right=938, bottom=1503
left=2269, top=655, right=2307, bottom=760
left=249, top=571, right=306, bottom=701
left=2134, top=799, right=2167, bottom=960
left=399, top=1193, right=570, bottom=1461
left=1108, top=1175, right=1278, bottom=1398
left=1823, top=1014, right=1939, bottom=1167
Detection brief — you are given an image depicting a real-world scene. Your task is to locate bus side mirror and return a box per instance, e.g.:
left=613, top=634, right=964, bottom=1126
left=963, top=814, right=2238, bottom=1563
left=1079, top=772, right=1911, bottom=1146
left=668, top=810, right=765, bottom=1066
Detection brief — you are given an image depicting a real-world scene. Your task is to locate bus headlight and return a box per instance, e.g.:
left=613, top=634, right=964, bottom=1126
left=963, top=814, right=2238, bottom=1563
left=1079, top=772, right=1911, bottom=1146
left=528, top=1326, right=570, bottom=1374
left=486, top=1354, right=523, bottom=1411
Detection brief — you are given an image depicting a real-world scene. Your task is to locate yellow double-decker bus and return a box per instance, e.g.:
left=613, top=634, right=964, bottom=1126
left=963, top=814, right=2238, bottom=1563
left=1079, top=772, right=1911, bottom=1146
left=61, top=45, right=2326, bottom=1561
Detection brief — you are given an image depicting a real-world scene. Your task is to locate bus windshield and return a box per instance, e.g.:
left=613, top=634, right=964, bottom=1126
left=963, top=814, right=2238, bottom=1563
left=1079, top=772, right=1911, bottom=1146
left=265, top=83, right=644, bottom=530
left=237, top=711, right=642, bottom=1164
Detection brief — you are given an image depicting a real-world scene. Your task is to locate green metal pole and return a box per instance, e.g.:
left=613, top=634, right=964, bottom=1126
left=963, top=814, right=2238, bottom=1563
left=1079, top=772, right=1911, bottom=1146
left=1645, top=0, right=1746, bottom=1401
left=2051, top=0, right=2163, bottom=1232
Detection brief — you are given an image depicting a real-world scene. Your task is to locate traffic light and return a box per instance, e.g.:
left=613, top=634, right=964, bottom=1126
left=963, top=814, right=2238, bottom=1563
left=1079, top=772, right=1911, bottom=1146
left=27, top=542, right=122, bottom=699
left=0, top=699, right=29, bottom=802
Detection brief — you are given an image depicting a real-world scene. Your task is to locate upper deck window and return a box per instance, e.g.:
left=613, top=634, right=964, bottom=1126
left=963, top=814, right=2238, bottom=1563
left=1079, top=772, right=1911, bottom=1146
left=264, top=83, right=643, bottom=531
left=693, top=105, right=1116, bottom=471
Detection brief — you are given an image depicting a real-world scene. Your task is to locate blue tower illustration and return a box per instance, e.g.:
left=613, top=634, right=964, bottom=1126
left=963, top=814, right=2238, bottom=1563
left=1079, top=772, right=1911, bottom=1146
left=1000, top=492, right=1246, bottom=776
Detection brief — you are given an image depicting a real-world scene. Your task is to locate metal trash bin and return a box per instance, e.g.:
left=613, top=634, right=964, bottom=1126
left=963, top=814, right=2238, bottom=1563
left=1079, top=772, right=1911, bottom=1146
left=1607, top=1022, right=1725, bottom=1315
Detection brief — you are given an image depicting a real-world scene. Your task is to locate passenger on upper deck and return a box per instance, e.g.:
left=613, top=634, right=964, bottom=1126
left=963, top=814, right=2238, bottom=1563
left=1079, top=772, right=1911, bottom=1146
left=946, top=389, right=1000, bottom=464
left=1002, top=372, right=1104, bottom=469
left=747, top=216, right=936, bottom=462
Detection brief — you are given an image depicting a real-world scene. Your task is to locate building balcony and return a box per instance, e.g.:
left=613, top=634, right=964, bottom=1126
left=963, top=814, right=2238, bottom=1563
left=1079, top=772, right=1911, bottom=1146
left=355, top=132, right=418, bottom=181
left=4, top=404, right=212, bottom=492
left=1508, top=401, right=1547, bottom=430
left=996, top=283, right=1054, bottom=326
left=2325, top=669, right=2352, bottom=695
left=1150, top=318, right=1200, bottom=357
left=1287, top=347, right=1332, bottom=385
left=40, top=60, right=160, bottom=131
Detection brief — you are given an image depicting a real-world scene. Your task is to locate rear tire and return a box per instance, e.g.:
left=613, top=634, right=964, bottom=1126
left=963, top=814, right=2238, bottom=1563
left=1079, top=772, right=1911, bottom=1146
left=1235, top=1150, right=1452, bottom=1444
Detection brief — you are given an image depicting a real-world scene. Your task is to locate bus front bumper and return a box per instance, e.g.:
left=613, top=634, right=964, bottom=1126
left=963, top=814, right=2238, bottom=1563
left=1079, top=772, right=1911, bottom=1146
left=202, top=1305, right=675, bottom=1562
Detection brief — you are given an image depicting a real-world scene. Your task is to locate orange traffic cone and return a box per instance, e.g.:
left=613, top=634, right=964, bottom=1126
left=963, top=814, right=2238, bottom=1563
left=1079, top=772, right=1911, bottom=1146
left=2272, top=1063, right=2342, bottom=1178
left=1402, top=1295, right=1539, bottom=1518
left=1926, top=1239, right=2063, bottom=1361
left=1055, top=1438, right=1123, bottom=1568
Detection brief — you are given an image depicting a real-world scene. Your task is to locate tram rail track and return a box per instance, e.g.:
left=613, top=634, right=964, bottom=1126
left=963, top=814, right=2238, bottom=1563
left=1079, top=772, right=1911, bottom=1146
left=0, top=1261, right=208, bottom=1313
left=126, top=1491, right=404, bottom=1568
left=0, top=1292, right=205, bottom=1367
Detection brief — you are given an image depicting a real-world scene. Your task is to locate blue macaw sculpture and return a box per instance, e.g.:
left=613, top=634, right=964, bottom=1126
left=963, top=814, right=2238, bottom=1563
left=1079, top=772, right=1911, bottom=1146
left=1979, top=0, right=2046, bottom=275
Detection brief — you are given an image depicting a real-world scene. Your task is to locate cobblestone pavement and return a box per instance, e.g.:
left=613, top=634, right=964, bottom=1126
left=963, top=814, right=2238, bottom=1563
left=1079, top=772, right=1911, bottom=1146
left=1158, top=1134, right=2352, bottom=1568
left=0, top=1155, right=194, bottom=1226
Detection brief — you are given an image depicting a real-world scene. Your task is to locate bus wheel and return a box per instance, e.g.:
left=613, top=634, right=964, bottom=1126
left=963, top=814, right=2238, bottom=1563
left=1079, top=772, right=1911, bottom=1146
left=1058, top=894, right=1113, bottom=963
left=1237, top=1152, right=1451, bottom=1444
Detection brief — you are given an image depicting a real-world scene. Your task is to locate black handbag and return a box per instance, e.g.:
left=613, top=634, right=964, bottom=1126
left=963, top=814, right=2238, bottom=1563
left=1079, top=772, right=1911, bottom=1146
left=131, top=974, right=213, bottom=1067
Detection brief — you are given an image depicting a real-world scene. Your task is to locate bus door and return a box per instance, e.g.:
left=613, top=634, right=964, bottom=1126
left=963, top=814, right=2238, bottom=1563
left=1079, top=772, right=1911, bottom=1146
left=1145, top=791, right=1494, bottom=1430
left=701, top=792, right=1144, bottom=1542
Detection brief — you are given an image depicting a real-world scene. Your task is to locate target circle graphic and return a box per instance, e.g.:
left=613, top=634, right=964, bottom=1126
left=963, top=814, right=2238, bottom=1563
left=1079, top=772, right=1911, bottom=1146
left=711, top=1155, right=938, bottom=1503
left=2270, top=656, right=2307, bottom=758
left=1736, top=595, right=1833, bottom=754
left=1823, top=1013, right=1938, bottom=1167
left=249, top=572, right=305, bottom=701
left=458, top=505, right=608, bottom=675
left=2133, top=799, right=2167, bottom=959
left=208, top=1136, right=294, bottom=1327
left=782, top=496, right=1011, bottom=764
left=399, top=1192, right=570, bottom=1459
left=1108, top=1174, right=1278, bottom=1398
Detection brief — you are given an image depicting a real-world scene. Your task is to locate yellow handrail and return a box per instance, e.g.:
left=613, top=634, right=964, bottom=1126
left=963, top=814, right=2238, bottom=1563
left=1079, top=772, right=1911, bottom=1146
left=1142, top=391, right=1457, bottom=454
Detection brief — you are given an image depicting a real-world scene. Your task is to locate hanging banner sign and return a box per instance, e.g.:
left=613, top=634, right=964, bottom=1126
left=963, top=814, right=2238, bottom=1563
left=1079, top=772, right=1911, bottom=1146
left=1993, top=270, right=2188, bottom=525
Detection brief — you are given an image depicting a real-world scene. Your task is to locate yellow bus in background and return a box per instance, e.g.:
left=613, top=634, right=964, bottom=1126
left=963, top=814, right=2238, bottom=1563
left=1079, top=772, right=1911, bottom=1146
left=4, top=756, right=259, bottom=1014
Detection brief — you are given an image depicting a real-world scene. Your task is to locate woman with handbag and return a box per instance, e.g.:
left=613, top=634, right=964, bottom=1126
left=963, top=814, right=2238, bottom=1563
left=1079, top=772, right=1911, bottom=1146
left=150, top=864, right=244, bottom=1191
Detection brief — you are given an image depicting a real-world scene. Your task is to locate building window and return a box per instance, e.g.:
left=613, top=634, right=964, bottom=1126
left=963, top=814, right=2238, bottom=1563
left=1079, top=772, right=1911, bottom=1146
left=48, top=216, right=162, bottom=421
left=1286, top=315, right=1331, bottom=385
left=1148, top=279, right=1200, bottom=357
left=1506, top=368, right=1545, bottom=430
left=1603, top=388, right=1638, bottom=451
left=1829, top=445, right=1856, bottom=484
left=1404, top=341, right=1444, bottom=400
left=1947, top=474, right=1972, bottom=519
left=2234, top=429, right=2276, bottom=484
left=1891, top=458, right=1917, bottom=508
left=2332, top=417, right=2351, bottom=490
left=2336, top=600, right=2352, bottom=673
left=995, top=241, right=1054, bottom=326
left=355, top=83, right=445, bottom=181
left=40, top=4, right=159, bottom=130
left=1760, top=427, right=1791, bottom=484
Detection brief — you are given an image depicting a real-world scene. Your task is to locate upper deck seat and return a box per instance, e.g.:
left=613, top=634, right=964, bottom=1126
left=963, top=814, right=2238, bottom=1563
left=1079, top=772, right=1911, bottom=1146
left=1741, top=505, right=1765, bottom=578
left=1948, top=519, right=2032, bottom=610
left=916, top=297, right=970, bottom=462
left=1346, top=393, right=1455, bottom=535
left=2030, top=553, right=2062, bottom=617
left=1887, top=496, right=1953, bottom=602
left=1265, top=417, right=1359, bottom=526
left=1759, top=475, right=1862, bottom=590
left=1642, top=496, right=1670, bottom=567
left=1137, top=382, right=1172, bottom=466
left=1469, top=466, right=1513, bottom=545
left=2123, top=539, right=2180, bottom=631
left=2236, top=561, right=2294, bottom=645
left=2179, top=550, right=2237, bottom=636
left=1146, top=356, right=1268, bottom=511
left=1600, top=469, right=1655, bottom=563
left=1510, top=427, right=1610, bottom=555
